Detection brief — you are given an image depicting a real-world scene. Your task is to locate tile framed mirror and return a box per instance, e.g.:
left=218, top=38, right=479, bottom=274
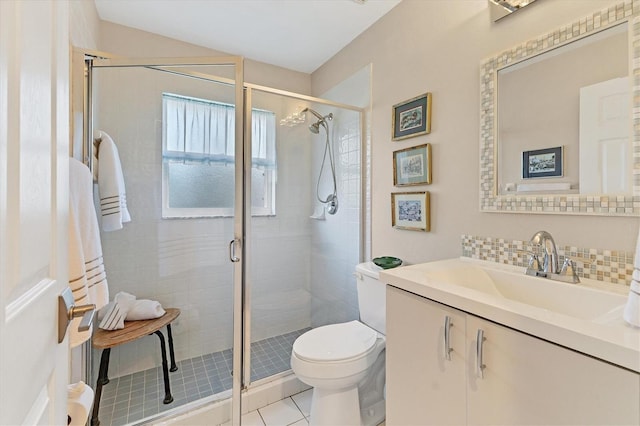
left=480, top=0, right=639, bottom=215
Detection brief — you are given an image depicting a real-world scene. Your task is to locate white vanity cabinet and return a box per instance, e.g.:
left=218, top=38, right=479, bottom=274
left=386, top=285, right=467, bottom=425
left=387, top=285, right=640, bottom=426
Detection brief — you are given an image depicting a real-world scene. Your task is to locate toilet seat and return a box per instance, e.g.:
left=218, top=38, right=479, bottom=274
left=293, top=320, right=378, bottom=362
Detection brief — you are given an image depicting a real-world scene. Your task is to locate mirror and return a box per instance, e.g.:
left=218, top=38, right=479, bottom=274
left=497, top=23, right=628, bottom=196
left=480, top=2, right=639, bottom=215
left=489, top=0, right=538, bottom=22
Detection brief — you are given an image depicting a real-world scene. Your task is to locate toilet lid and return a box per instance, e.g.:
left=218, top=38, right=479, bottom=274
left=293, top=321, right=378, bottom=362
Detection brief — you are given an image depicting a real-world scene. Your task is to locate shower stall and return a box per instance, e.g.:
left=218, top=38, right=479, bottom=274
left=74, top=52, right=365, bottom=426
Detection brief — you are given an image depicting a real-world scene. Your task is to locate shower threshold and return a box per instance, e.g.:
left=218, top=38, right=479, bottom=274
left=96, top=328, right=309, bottom=426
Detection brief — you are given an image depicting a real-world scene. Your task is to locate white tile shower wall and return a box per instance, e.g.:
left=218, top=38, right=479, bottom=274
left=461, top=234, right=635, bottom=286
left=310, top=114, right=361, bottom=327
left=95, top=67, right=312, bottom=378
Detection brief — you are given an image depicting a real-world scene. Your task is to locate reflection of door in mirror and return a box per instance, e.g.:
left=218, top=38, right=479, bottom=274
left=579, top=77, right=630, bottom=195
left=497, top=23, right=628, bottom=195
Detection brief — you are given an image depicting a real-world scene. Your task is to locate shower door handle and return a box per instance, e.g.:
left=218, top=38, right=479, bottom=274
left=229, top=238, right=241, bottom=262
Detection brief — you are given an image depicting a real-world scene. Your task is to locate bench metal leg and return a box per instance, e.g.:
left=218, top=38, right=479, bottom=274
left=153, top=330, right=174, bottom=404
left=167, top=323, right=178, bottom=372
left=91, top=348, right=111, bottom=426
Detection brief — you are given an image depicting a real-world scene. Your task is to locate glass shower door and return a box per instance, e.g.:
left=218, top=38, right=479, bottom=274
left=243, top=86, right=364, bottom=398
left=86, top=55, right=247, bottom=426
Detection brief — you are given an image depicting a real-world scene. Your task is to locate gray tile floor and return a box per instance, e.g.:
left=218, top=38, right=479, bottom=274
left=96, top=328, right=309, bottom=426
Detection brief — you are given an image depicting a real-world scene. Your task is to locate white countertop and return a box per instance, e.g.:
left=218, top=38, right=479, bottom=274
left=380, top=257, right=640, bottom=373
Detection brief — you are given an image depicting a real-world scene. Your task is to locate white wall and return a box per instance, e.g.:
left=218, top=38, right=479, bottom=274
left=309, top=66, right=371, bottom=327
left=70, top=0, right=100, bottom=49
left=311, top=0, right=640, bottom=267
left=309, top=107, right=362, bottom=327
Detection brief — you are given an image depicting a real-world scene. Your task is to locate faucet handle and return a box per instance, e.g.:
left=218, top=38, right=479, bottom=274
left=568, top=255, right=593, bottom=267
left=560, top=258, right=580, bottom=283
left=524, top=252, right=542, bottom=276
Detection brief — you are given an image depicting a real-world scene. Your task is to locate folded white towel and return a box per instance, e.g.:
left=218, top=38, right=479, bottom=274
left=67, top=381, right=88, bottom=399
left=635, top=227, right=640, bottom=267
left=67, top=381, right=94, bottom=426
left=69, top=159, right=109, bottom=347
left=624, top=225, right=640, bottom=327
left=98, top=302, right=127, bottom=330
left=127, top=300, right=166, bottom=321
left=97, top=131, right=131, bottom=232
left=115, top=291, right=136, bottom=309
left=97, top=292, right=165, bottom=329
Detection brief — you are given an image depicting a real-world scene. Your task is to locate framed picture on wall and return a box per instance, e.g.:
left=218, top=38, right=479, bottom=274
left=393, top=143, right=432, bottom=186
left=391, top=191, right=430, bottom=232
left=392, top=93, right=432, bottom=140
left=522, top=146, right=563, bottom=179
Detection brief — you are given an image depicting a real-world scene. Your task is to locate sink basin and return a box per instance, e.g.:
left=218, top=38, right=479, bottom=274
left=386, top=258, right=628, bottom=321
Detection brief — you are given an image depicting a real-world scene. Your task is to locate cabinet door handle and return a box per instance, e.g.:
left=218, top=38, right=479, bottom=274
left=444, top=316, right=453, bottom=361
left=476, top=329, right=486, bottom=379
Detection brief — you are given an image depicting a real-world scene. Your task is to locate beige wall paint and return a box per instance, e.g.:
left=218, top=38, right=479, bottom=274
left=312, top=0, right=640, bottom=265
left=70, top=0, right=101, bottom=50
left=97, top=21, right=311, bottom=95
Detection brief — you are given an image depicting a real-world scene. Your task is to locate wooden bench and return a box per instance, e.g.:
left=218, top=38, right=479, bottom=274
left=90, top=308, right=180, bottom=426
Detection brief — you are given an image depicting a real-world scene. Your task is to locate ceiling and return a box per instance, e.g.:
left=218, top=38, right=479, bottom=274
left=93, top=0, right=402, bottom=74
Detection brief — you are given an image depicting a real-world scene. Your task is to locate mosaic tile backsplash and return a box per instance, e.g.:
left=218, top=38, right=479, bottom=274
left=461, top=235, right=635, bottom=286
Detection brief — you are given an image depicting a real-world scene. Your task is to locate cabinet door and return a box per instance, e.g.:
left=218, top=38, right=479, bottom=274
left=386, top=286, right=467, bottom=425
left=467, top=316, right=640, bottom=425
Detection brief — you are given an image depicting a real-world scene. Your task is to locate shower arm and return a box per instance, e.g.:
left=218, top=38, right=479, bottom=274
left=301, top=107, right=324, bottom=121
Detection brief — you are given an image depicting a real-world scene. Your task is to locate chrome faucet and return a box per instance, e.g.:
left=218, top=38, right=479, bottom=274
left=530, top=230, right=559, bottom=275
left=525, top=230, right=580, bottom=283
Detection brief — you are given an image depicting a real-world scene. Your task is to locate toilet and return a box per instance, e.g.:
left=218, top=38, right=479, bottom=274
left=291, top=262, right=386, bottom=426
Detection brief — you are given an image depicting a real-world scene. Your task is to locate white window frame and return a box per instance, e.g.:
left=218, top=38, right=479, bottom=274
left=161, top=93, right=276, bottom=218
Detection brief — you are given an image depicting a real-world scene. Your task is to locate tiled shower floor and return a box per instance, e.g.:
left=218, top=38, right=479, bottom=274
left=96, top=328, right=310, bottom=426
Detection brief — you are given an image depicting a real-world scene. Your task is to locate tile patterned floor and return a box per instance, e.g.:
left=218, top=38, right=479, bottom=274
left=221, top=389, right=312, bottom=426
left=227, top=390, right=386, bottom=426
left=96, top=328, right=309, bottom=426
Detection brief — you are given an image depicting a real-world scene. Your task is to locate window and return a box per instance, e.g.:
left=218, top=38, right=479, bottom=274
left=162, top=93, right=277, bottom=218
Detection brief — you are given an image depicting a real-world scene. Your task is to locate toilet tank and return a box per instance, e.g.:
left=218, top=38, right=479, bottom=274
left=355, top=262, right=386, bottom=335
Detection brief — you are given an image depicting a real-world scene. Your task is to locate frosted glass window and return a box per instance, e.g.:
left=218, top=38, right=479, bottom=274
left=161, top=93, right=276, bottom=218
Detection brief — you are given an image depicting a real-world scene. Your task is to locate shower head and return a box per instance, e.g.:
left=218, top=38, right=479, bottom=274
left=301, top=108, right=333, bottom=134
left=309, top=122, right=320, bottom=134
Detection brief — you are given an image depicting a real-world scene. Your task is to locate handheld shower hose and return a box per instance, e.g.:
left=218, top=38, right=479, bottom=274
left=302, top=108, right=338, bottom=215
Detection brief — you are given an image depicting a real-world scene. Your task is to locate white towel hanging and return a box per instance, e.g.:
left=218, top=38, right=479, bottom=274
left=97, top=131, right=131, bottom=232
left=69, top=158, right=109, bottom=347
left=623, top=224, right=640, bottom=327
